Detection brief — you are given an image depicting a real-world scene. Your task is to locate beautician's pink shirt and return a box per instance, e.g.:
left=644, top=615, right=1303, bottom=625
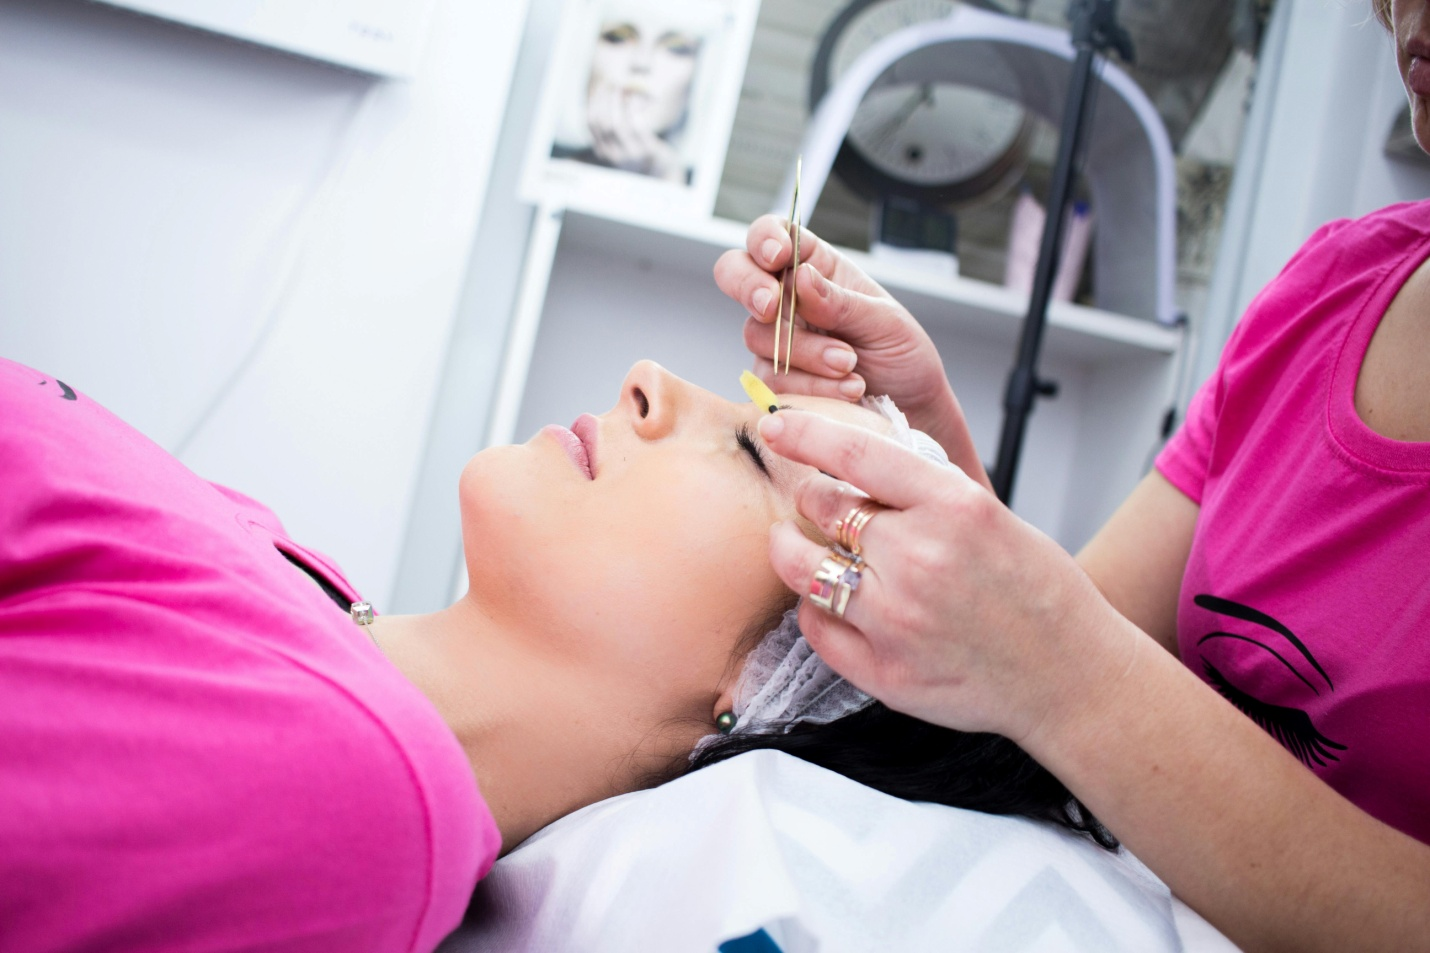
left=0, top=358, right=499, bottom=950
left=1156, top=200, right=1430, bottom=844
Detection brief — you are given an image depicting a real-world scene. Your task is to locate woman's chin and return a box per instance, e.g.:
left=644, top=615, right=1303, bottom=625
left=456, top=445, right=537, bottom=541
left=457, top=445, right=505, bottom=503
left=1414, top=103, right=1430, bottom=157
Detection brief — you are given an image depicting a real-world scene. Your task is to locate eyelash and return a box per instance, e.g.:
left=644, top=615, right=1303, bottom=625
left=737, top=424, right=770, bottom=476
left=1202, top=660, right=1347, bottom=768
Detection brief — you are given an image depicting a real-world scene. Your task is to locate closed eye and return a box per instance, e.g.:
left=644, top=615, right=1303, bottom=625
left=737, top=423, right=770, bottom=478
left=600, top=23, right=638, bottom=44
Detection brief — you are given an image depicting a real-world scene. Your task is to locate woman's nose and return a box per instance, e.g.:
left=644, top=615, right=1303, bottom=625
left=621, top=360, right=680, bottom=439
left=629, top=39, right=654, bottom=73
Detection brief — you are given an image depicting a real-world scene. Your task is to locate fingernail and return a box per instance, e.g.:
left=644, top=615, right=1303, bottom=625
left=758, top=414, right=785, bottom=440
left=824, top=347, right=856, bottom=373
left=751, top=287, right=772, bottom=316
left=839, top=378, right=865, bottom=399
left=761, top=239, right=781, bottom=265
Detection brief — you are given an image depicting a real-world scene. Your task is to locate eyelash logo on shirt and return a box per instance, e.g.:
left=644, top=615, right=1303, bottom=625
left=1193, top=594, right=1346, bottom=770
left=37, top=378, right=78, bottom=401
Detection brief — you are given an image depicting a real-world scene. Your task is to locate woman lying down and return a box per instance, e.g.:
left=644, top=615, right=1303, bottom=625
left=0, top=356, right=1110, bottom=951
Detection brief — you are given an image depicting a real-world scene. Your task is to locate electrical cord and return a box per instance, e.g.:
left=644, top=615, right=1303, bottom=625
left=172, top=84, right=377, bottom=459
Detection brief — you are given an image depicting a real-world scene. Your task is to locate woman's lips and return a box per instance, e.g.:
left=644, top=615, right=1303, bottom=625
left=570, top=414, right=600, bottom=478
left=542, top=424, right=593, bottom=480
left=1410, top=56, right=1430, bottom=99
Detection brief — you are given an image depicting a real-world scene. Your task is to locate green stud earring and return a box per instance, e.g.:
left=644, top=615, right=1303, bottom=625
left=716, top=712, right=737, bottom=735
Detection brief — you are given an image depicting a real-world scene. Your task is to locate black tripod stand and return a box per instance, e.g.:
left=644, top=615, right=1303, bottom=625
left=989, top=0, right=1135, bottom=504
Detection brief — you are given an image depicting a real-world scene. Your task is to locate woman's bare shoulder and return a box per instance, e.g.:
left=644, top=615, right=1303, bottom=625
left=1356, top=254, right=1430, bottom=443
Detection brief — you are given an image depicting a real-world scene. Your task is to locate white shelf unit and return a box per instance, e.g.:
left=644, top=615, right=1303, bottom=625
left=492, top=203, right=1182, bottom=553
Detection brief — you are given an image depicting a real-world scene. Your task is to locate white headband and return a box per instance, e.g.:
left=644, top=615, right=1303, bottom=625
left=693, top=395, right=951, bottom=751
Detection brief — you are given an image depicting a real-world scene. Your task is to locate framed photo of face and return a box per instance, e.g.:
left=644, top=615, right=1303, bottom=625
left=522, top=0, right=760, bottom=220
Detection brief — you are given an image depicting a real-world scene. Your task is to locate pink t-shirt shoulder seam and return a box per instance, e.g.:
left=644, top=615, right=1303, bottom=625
left=1156, top=428, right=1207, bottom=505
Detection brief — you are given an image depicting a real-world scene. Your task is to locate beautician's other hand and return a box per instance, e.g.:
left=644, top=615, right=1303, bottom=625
left=757, top=409, right=1137, bottom=744
left=716, top=216, right=990, bottom=489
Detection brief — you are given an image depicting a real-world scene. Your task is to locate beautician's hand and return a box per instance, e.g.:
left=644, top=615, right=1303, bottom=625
left=757, top=409, right=1137, bottom=744
left=763, top=410, right=1430, bottom=953
left=716, top=217, right=990, bottom=488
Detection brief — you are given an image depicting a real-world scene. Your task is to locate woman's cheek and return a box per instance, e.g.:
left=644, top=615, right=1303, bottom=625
left=589, top=45, right=631, bottom=90
left=652, top=54, right=695, bottom=97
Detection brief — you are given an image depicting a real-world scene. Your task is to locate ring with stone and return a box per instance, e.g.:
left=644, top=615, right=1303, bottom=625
left=808, top=549, right=864, bottom=619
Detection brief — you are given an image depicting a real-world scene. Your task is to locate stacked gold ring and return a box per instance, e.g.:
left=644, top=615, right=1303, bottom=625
left=835, top=499, right=886, bottom=558
left=808, top=550, right=863, bottom=619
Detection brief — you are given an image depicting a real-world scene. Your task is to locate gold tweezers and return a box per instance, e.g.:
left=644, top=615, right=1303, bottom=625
left=773, top=155, right=802, bottom=375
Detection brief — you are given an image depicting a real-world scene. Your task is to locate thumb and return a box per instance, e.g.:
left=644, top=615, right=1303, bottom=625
left=794, top=263, right=907, bottom=347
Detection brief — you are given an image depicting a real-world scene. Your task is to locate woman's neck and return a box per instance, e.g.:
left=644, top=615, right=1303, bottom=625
left=366, top=599, right=671, bottom=853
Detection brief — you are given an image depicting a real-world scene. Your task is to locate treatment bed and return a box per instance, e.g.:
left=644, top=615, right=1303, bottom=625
left=440, top=750, right=1240, bottom=952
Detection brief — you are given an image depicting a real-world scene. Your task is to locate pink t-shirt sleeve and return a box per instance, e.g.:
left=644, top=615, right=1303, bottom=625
left=0, top=359, right=499, bottom=950
left=1154, top=362, right=1220, bottom=505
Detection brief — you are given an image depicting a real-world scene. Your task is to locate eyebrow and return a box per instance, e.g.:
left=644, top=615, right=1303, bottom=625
left=758, top=403, right=841, bottom=479
left=1192, top=594, right=1332, bottom=690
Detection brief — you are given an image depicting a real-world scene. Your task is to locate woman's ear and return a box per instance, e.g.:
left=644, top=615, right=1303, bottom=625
left=714, top=627, right=751, bottom=730
left=712, top=688, right=736, bottom=733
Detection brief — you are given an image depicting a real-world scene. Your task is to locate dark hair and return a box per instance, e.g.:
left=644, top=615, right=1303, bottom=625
left=688, top=694, right=1118, bottom=851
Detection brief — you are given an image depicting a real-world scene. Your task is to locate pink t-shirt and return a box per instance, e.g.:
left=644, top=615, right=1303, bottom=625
left=1156, top=200, right=1430, bottom=845
left=0, top=358, right=500, bottom=950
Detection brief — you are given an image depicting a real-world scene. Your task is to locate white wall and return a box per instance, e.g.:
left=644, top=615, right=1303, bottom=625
left=1245, top=0, right=1424, bottom=279
left=1193, top=0, right=1430, bottom=392
left=0, top=0, right=526, bottom=606
left=389, top=0, right=565, bottom=613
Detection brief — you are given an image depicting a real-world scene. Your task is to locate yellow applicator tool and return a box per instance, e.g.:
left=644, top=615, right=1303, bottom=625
left=741, top=370, right=780, bottom=415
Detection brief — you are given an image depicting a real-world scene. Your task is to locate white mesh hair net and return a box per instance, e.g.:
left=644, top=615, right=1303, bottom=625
left=731, top=607, right=871, bottom=733
left=692, top=394, right=952, bottom=752
left=861, top=393, right=952, bottom=469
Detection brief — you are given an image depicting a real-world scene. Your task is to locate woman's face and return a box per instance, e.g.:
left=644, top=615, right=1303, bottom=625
left=459, top=361, right=887, bottom=736
left=1395, top=0, right=1430, bottom=152
left=588, top=19, right=701, bottom=135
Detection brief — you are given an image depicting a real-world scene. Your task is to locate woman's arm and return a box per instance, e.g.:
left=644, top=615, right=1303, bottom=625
left=1026, top=616, right=1430, bottom=953
left=1075, top=470, right=1199, bottom=655
left=1061, top=474, right=1430, bottom=950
